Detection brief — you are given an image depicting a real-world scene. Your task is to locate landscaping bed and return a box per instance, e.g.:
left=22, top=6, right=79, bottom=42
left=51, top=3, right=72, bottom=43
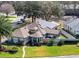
left=0, top=45, right=22, bottom=58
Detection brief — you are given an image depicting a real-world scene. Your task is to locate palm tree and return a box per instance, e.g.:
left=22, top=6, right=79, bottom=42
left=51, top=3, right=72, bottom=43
left=0, top=16, right=12, bottom=49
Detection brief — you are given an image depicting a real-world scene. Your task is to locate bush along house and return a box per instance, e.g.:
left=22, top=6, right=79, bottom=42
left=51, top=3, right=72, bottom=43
left=7, top=18, right=60, bottom=45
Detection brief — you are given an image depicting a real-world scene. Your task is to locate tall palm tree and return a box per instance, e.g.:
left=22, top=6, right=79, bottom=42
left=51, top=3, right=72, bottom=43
left=0, top=16, right=12, bottom=49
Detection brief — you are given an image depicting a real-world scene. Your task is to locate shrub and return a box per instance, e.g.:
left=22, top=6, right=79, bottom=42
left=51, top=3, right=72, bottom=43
left=12, top=46, right=18, bottom=50
left=43, top=38, right=48, bottom=45
left=8, top=46, right=18, bottom=54
left=47, top=39, right=53, bottom=46
left=76, top=43, right=79, bottom=47
left=57, top=40, right=64, bottom=46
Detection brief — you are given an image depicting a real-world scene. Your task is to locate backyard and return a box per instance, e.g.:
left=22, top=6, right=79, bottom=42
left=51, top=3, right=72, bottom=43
left=26, top=45, right=79, bottom=58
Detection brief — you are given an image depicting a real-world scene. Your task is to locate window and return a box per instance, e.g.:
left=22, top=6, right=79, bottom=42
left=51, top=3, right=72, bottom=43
left=13, top=38, right=18, bottom=43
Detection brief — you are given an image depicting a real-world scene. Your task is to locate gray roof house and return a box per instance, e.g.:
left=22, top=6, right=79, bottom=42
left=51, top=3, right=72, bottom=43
left=64, top=18, right=79, bottom=36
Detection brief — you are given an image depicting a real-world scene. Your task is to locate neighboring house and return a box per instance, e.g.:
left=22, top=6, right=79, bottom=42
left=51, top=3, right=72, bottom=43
left=62, top=16, right=77, bottom=21
left=0, top=3, right=15, bottom=15
left=64, top=18, right=79, bottom=37
left=65, top=9, right=79, bottom=16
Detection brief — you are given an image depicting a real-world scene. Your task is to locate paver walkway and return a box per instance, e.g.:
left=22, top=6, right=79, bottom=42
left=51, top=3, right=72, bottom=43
left=22, top=46, right=26, bottom=58
left=61, top=30, right=75, bottom=39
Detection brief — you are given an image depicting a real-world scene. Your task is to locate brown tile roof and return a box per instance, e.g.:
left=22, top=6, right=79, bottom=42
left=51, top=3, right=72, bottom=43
left=44, top=28, right=60, bottom=35
left=27, top=22, right=37, bottom=30
left=12, top=26, right=29, bottom=38
left=30, top=30, right=43, bottom=37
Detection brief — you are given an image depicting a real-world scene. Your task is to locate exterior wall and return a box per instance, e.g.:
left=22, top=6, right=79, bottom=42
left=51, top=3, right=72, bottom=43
left=8, top=37, right=29, bottom=44
left=29, top=37, right=43, bottom=43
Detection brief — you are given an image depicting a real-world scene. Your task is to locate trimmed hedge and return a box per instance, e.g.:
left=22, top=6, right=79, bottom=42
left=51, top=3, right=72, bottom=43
left=47, top=39, right=53, bottom=46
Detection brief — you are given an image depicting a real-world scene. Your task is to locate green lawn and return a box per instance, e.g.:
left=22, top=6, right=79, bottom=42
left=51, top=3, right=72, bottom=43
left=26, top=45, right=79, bottom=58
left=6, top=15, right=16, bottom=23
left=0, top=45, right=22, bottom=58
left=59, top=35, right=66, bottom=39
left=6, top=18, right=16, bottom=22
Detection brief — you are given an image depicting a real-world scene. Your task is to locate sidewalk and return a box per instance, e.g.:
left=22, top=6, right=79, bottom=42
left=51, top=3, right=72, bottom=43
left=22, top=46, right=26, bottom=58
left=52, top=55, right=79, bottom=58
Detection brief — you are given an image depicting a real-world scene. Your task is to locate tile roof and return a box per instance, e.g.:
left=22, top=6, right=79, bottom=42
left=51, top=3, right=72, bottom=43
left=12, top=26, right=29, bottom=38
left=30, top=30, right=43, bottom=37
left=12, top=19, right=59, bottom=38
left=44, top=28, right=60, bottom=35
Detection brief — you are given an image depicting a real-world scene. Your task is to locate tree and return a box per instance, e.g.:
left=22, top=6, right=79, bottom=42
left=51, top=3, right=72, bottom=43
left=39, top=1, right=64, bottom=20
left=70, top=1, right=79, bottom=16
left=0, top=16, right=12, bottom=49
left=13, top=1, right=64, bottom=21
left=12, top=1, right=25, bottom=15
left=24, top=1, right=42, bottom=22
left=0, top=2, right=15, bottom=16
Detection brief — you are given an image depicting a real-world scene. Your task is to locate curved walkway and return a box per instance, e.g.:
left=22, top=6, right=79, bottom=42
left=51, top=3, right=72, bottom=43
left=22, top=46, right=26, bottom=58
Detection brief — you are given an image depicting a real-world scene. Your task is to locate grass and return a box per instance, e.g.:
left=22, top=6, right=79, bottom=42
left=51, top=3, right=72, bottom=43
left=6, top=15, right=17, bottom=23
left=6, top=15, right=16, bottom=19
left=26, top=45, right=79, bottom=58
left=59, top=35, right=66, bottom=39
left=6, top=17, right=16, bottom=22
left=0, top=45, right=22, bottom=58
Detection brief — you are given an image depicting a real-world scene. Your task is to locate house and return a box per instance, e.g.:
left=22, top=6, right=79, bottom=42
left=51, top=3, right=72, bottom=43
left=64, top=18, right=79, bottom=37
left=9, top=19, right=60, bottom=44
